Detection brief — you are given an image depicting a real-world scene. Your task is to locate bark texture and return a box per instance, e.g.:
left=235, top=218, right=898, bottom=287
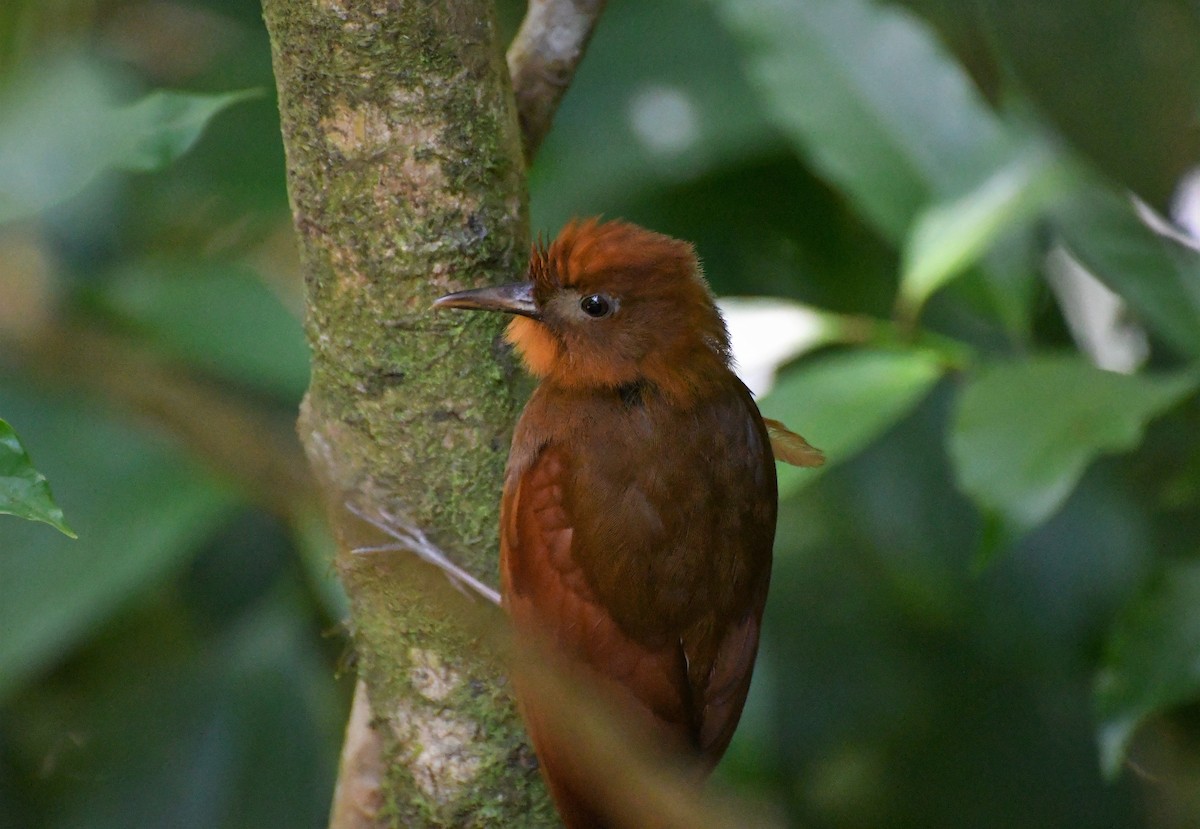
left=261, top=1, right=555, bottom=825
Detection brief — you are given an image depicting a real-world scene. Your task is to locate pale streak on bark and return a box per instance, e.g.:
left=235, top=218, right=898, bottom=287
left=507, top=0, right=608, bottom=161
left=329, top=681, right=385, bottom=829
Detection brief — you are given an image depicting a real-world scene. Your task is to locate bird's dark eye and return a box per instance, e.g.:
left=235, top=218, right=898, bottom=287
left=579, top=294, right=613, bottom=318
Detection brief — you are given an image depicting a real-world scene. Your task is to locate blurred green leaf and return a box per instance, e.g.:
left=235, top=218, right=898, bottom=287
left=711, top=0, right=1014, bottom=242
left=64, top=599, right=338, bottom=829
left=1096, top=561, right=1200, bottom=779
left=531, top=0, right=778, bottom=227
left=0, top=418, right=74, bottom=537
left=977, top=0, right=1200, bottom=209
left=970, top=222, right=1043, bottom=342
left=0, top=56, right=254, bottom=223
left=293, top=509, right=350, bottom=619
left=1055, top=186, right=1200, bottom=359
left=900, top=147, right=1070, bottom=316
left=114, top=88, right=261, bottom=173
left=95, top=262, right=309, bottom=400
left=949, top=356, right=1197, bottom=541
left=762, top=348, right=946, bottom=497
left=0, top=384, right=237, bottom=701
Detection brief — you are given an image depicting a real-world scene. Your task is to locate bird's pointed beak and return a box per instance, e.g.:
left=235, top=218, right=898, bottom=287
left=433, top=282, right=541, bottom=320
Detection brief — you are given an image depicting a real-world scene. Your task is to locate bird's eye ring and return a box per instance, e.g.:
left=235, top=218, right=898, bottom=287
left=579, top=294, right=613, bottom=318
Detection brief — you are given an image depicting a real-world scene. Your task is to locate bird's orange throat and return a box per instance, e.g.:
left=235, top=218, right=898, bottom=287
left=506, top=314, right=731, bottom=402
left=506, top=315, right=643, bottom=390
left=505, top=315, right=560, bottom=381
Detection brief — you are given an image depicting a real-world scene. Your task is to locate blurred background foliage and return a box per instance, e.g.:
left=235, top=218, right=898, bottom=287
left=3, top=0, right=1200, bottom=826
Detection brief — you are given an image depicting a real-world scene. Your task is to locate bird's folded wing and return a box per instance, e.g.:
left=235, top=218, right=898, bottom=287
left=502, top=444, right=692, bottom=734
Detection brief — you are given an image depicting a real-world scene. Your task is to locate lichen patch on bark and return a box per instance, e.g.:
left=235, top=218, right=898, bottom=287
left=317, top=0, right=350, bottom=21
left=329, top=243, right=370, bottom=295
left=409, top=647, right=463, bottom=702
left=391, top=701, right=484, bottom=803
left=320, top=101, right=388, bottom=156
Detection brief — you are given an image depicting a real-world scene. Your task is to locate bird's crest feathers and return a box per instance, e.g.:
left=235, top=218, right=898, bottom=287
left=529, top=218, right=700, bottom=298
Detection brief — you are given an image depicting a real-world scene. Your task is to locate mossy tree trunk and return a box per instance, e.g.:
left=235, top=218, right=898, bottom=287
left=261, top=1, right=558, bottom=825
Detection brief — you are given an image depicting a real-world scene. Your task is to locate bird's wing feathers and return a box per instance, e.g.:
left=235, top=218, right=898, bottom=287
left=502, top=444, right=691, bottom=734
left=692, top=601, right=763, bottom=759
left=502, top=444, right=697, bottom=827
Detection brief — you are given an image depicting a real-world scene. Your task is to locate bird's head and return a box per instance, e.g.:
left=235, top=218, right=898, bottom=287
left=435, top=219, right=732, bottom=400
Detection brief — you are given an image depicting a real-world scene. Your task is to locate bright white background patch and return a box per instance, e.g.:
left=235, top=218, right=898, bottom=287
left=719, top=297, right=835, bottom=396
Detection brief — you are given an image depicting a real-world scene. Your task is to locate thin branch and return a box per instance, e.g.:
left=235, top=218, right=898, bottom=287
left=507, top=0, right=608, bottom=161
left=346, top=502, right=502, bottom=606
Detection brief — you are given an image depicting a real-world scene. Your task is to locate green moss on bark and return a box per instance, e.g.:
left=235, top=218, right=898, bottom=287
left=261, top=0, right=554, bottom=824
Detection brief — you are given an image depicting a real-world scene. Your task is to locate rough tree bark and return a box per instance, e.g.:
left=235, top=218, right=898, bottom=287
left=262, top=0, right=609, bottom=824
left=262, top=1, right=554, bottom=826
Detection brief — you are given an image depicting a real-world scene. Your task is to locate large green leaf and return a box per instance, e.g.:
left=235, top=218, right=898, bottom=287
left=1096, top=562, right=1200, bottom=779
left=711, top=0, right=1014, bottom=242
left=93, top=262, right=310, bottom=400
left=0, top=384, right=237, bottom=701
left=1054, top=186, right=1200, bottom=359
left=0, top=56, right=255, bottom=223
left=899, top=147, right=1071, bottom=316
left=115, top=89, right=261, bottom=173
left=762, top=348, right=946, bottom=498
left=949, top=356, right=1198, bottom=540
left=0, top=418, right=74, bottom=537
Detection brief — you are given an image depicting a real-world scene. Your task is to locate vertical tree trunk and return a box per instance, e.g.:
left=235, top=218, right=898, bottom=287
left=261, top=1, right=556, bottom=825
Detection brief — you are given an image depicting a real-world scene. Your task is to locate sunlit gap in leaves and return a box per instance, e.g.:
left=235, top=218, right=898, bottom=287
left=718, top=297, right=833, bottom=397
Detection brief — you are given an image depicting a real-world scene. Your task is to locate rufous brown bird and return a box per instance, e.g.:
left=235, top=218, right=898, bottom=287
left=435, top=219, right=822, bottom=828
